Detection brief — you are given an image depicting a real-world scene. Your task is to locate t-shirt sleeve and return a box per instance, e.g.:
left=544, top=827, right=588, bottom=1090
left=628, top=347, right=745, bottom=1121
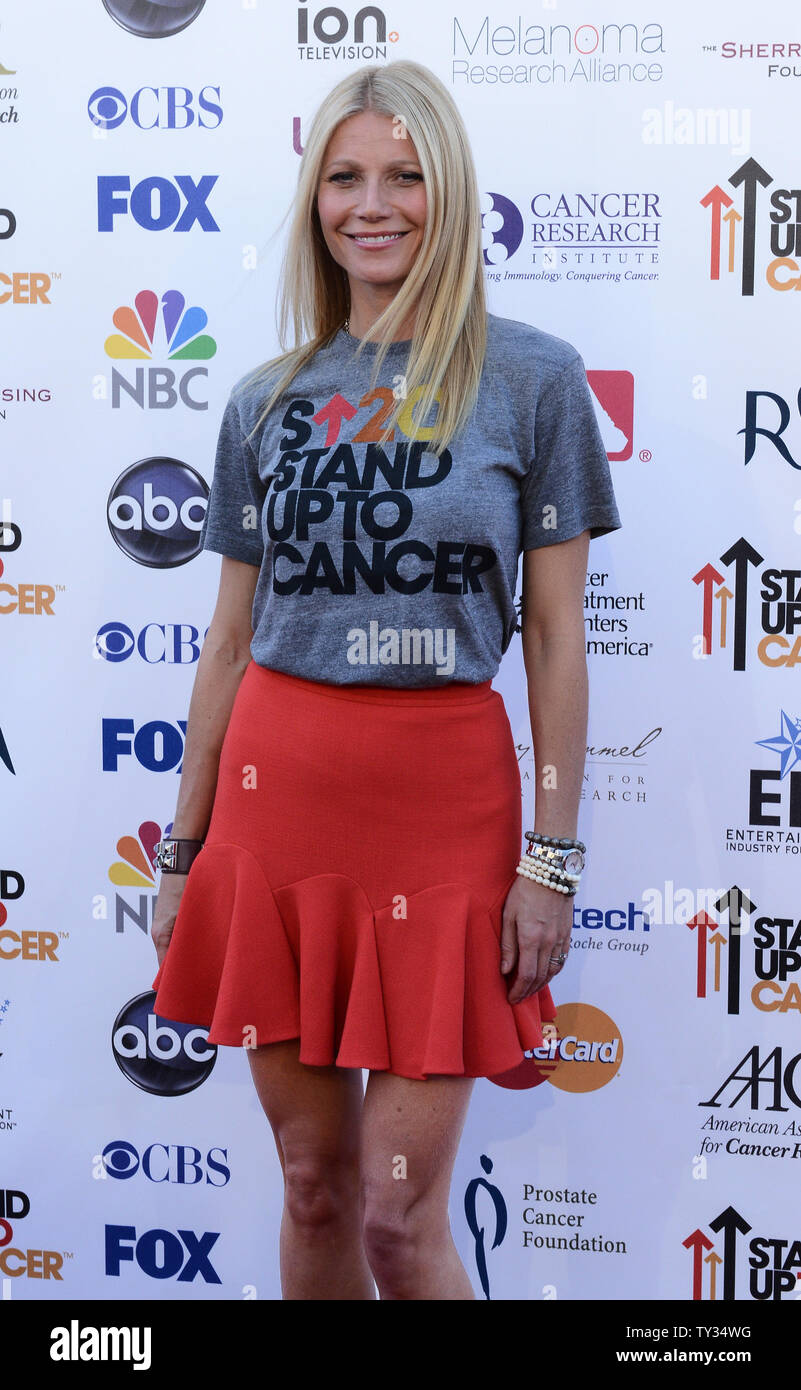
left=519, top=352, right=622, bottom=551
left=198, top=390, right=266, bottom=567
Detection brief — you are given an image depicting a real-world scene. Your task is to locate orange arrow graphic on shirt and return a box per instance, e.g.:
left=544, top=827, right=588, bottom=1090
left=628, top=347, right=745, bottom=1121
left=315, top=394, right=358, bottom=446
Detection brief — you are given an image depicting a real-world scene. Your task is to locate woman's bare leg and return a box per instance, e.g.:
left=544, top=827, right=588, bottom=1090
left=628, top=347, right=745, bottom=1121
left=360, top=1070, right=476, bottom=1300
left=246, top=1039, right=375, bottom=1300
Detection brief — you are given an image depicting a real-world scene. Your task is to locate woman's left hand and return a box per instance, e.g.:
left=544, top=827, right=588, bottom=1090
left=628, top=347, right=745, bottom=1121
left=500, top=874, right=573, bottom=1004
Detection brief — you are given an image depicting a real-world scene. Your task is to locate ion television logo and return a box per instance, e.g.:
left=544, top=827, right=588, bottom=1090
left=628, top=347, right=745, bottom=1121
left=112, top=991, right=216, bottom=1095
left=107, top=458, right=208, bottom=567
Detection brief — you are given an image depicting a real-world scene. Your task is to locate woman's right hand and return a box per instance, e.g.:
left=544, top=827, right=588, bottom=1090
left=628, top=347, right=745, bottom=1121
left=151, top=874, right=190, bottom=968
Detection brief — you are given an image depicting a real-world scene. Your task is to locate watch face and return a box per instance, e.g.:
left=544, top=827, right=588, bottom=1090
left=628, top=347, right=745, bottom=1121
left=564, top=850, right=584, bottom=874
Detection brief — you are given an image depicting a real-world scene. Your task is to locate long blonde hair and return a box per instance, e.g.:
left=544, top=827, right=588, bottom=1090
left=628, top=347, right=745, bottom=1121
left=237, top=59, right=487, bottom=458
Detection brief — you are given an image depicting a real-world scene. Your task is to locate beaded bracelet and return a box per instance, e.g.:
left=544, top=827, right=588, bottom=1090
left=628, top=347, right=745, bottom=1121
left=516, top=857, right=577, bottom=895
left=523, top=845, right=581, bottom=883
left=525, top=831, right=586, bottom=853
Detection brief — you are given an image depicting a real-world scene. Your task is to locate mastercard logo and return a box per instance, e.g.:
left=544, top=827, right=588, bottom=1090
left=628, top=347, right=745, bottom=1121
left=490, top=1002, right=624, bottom=1093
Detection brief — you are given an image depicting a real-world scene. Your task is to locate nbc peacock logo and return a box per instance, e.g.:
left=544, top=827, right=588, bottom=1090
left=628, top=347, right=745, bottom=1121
left=103, top=288, right=216, bottom=411
left=98, top=820, right=169, bottom=935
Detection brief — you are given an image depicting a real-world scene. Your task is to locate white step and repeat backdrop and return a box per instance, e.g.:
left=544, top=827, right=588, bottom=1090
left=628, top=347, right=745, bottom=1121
left=2, top=0, right=799, bottom=1302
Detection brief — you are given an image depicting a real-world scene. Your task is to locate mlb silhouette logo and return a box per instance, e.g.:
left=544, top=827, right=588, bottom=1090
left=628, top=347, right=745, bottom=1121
left=586, top=370, right=634, bottom=461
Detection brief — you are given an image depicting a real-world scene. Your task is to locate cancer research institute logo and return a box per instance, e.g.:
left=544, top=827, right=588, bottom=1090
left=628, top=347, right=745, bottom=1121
left=481, top=187, right=661, bottom=282
left=692, top=537, right=801, bottom=671
left=701, top=156, right=801, bottom=295
left=684, top=1207, right=801, bottom=1299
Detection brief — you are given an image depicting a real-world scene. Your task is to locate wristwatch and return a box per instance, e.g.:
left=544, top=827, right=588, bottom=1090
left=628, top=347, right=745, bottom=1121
left=528, top=843, right=586, bottom=876
left=152, top=838, right=204, bottom=874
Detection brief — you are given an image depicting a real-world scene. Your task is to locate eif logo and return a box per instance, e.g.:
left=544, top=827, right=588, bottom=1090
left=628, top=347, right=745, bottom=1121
left=103, top=287, right=217, bottom=410
left=701, top=157, right=801, bottom=295
left=684, top=1207, right=801, bottom=1299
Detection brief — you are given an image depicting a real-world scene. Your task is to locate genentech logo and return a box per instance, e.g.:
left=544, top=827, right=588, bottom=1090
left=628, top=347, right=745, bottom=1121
left=98, top=820, right=166, bottom=935
left=688, top=885, right=801, bottom=1017
left=102, top=0, right=207, bottom=41
left=103, top=288, right=217, bottom=410
left=692, top=537, right=800, bottom=670
left=296, top=3, right=397, bottom=60
left=684, top=1207, right=801, bottom=1299
left=701, top=157, right=801, bottom=295
left=489, top=1003, right=623, bottom=1092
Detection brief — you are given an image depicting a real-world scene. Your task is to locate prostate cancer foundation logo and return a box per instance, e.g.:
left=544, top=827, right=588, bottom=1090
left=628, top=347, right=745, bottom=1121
left=489, top=1002, right=623, bottom=1091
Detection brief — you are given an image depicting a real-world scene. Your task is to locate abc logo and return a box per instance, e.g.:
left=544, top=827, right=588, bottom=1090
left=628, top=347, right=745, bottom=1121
left=101, top=0, right=208, bottom=41
left=112, top=992, right=216, bottom=1096
left=106, top=458, right=208, bottom=568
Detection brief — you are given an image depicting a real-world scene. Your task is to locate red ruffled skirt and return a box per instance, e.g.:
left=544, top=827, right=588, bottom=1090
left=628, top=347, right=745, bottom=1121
left=151, top=659, right=556, bottom=1081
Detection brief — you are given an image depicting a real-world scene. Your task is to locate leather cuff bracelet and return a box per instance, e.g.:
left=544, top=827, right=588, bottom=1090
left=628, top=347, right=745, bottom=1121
left=153, top=838, right=204, bottom=874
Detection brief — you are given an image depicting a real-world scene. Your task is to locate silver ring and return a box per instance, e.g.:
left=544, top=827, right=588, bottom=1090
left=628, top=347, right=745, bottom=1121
left=549, top=952, right=567, bottom=965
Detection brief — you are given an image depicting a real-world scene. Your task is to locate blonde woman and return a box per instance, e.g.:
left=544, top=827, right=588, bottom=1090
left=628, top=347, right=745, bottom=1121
left=151, top=59, right=621, bottom=1301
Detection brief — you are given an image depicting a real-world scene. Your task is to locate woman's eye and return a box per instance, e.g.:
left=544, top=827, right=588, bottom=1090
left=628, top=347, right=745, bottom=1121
left=329, top=171, right=422, bottom=183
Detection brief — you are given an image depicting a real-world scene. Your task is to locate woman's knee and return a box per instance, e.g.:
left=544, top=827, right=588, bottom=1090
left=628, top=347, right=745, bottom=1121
left=361, top=1188, right=440, bottom=1276
left=283, top=1150, right=360, bottom=1229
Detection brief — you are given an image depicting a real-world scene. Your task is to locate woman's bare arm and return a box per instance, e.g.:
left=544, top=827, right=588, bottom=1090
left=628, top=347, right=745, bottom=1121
left=500, top=530, right=590, bottom=1003
left=151, top=555, right=260, bottom=965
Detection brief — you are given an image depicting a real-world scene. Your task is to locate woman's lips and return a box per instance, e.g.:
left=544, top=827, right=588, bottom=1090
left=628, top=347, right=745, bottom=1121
left=344, top=231, right=408, bottom=247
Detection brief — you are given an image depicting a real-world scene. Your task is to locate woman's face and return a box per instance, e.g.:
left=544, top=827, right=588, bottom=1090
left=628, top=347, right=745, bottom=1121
left=316, top=110, right=427, bottom=300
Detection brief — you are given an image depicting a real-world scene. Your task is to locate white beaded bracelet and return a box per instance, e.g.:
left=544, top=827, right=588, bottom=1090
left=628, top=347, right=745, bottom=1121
left=515, top=858, right=576, bottom=895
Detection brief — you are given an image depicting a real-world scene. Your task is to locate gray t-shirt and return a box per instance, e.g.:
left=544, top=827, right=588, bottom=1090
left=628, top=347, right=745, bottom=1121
left=199, top=311, right=622, bottom=687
